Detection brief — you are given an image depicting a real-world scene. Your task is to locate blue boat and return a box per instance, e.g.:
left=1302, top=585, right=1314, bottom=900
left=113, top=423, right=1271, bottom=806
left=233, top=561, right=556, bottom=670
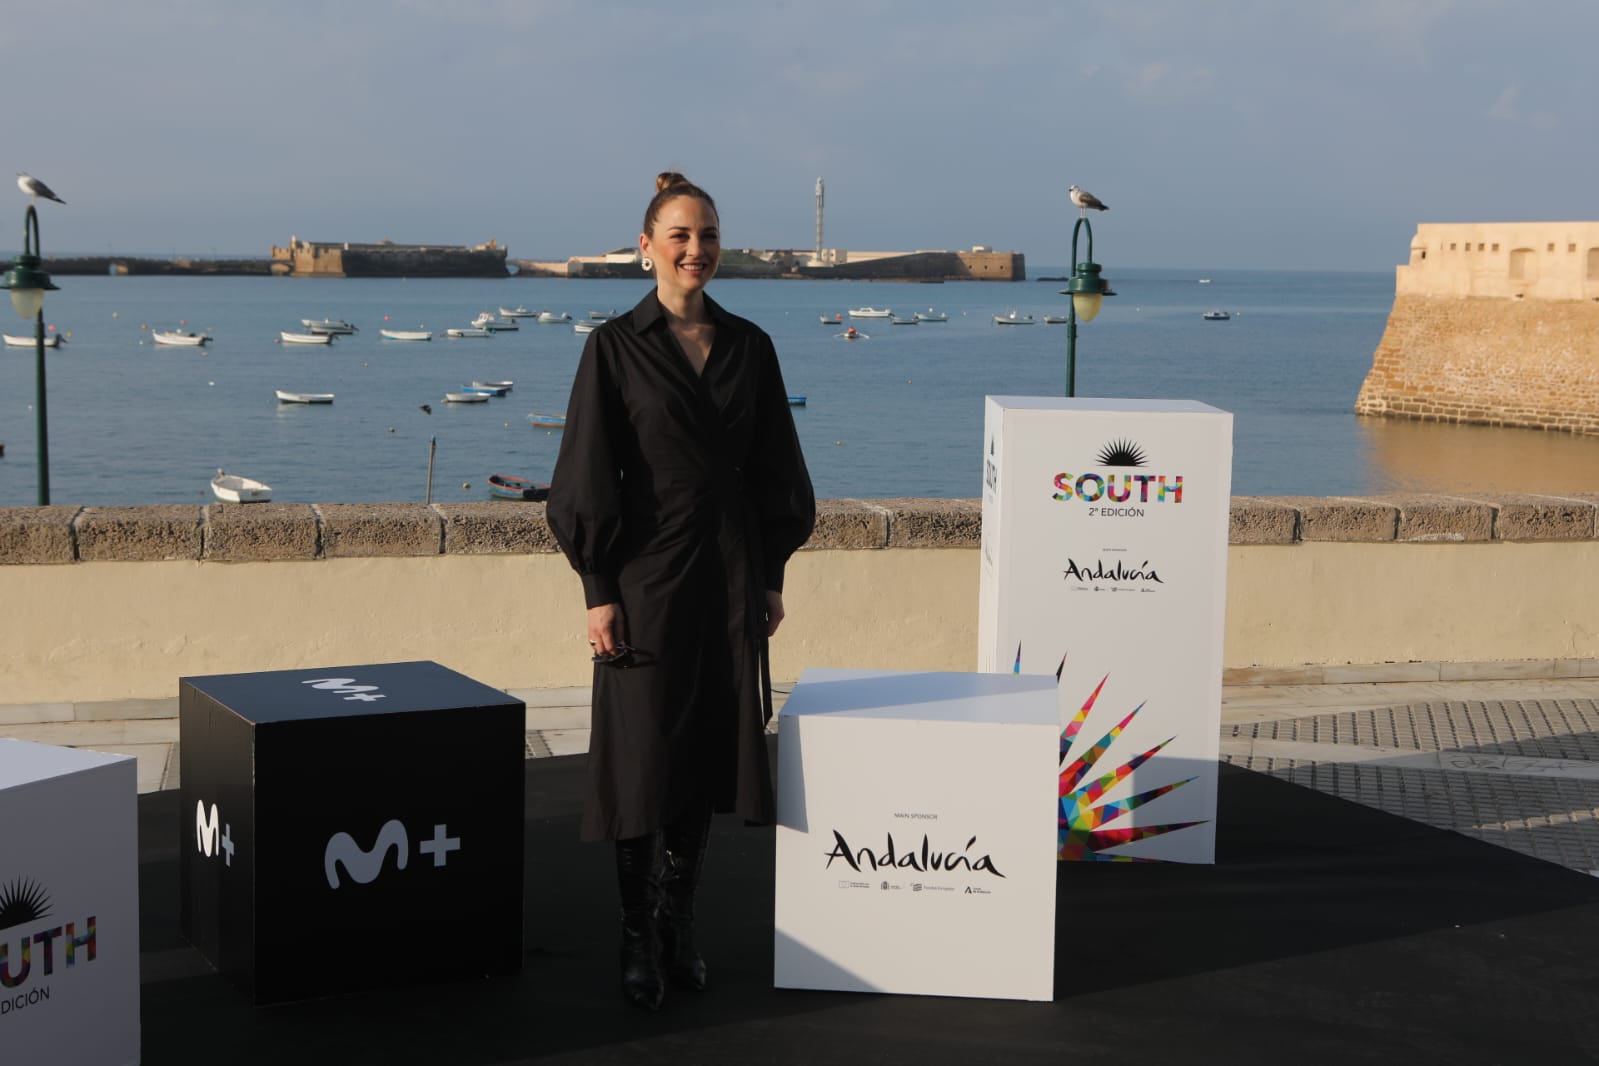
left=787, top=395, right=807, bottom=407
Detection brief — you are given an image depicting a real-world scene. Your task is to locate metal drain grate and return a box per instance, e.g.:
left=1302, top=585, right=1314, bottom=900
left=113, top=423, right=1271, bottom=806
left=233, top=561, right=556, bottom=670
left=525, top=731, right=553, bottom=759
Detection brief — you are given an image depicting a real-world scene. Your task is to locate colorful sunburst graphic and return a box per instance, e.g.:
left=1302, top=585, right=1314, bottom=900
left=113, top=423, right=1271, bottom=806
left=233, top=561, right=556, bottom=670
left=1054, top=668, right=1206, bottom=862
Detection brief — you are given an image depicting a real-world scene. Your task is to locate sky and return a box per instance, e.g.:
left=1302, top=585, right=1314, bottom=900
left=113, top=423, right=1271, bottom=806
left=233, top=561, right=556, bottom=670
left=3, top=0, right=1597, bottom=271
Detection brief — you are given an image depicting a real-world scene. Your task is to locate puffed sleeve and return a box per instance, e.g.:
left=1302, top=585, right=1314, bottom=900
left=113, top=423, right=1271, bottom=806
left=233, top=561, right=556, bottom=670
left=749, top=334, right=816, bottom=592
left=547, top=333, right=628, bottom=607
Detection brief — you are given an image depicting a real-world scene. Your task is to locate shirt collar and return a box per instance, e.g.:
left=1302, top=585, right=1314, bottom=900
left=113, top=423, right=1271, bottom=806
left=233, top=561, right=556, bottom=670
left=629, top=288, right=735, bottom=334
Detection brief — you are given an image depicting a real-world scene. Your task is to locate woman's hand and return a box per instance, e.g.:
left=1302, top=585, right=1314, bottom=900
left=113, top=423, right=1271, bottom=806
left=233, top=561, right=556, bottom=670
left=588, top=603, right=624, bottom=657
left=765, top=590, right=785, bottom=637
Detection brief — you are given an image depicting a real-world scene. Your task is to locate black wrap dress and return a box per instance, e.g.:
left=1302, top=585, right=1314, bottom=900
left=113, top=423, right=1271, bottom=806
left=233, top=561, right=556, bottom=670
left=547, top=290, right=816, bottom=841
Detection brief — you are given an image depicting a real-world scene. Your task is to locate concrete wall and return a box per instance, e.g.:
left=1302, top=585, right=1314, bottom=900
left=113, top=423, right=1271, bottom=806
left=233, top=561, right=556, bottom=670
left=6, top=496, right=1599, bottom=707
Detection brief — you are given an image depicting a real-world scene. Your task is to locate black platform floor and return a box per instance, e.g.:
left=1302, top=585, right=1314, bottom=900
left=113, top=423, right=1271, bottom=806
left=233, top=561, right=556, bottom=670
left=138, top=751, right=1599, bottom=1065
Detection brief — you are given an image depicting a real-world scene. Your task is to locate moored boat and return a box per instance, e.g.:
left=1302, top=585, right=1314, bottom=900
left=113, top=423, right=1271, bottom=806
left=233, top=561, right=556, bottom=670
left=444, top=391, right=490, bottom=403
left=302, top=318, right=357, bottom=334
left=460, top=384, right=508, bottom=396
left=819, top=313, right=842, bottom=325
left=537, top=311, right=572, bottom=323
left=472, top=313, right=519, bottom=331
left=913, top=309, right=948, bottom=323
left=1202, top=309, right=1231, bottom=321
left=280, top=331, right=333, bottom=345
left=3, top=332, right=61, bottom=347
left=787, top=395, right=807, bottom=406
left=488, top=474, right=550, bottom=501
left=470, top=380, right=514, bottom=390
left=574, top=321, right=596, bottom=334
left=446, top=327, right=492, bottom=338
left=211, top=469, right=272, bottom=503
left=152, top=329, right=210, bottom=346
left=275, top=389, right=334, bottom=404
left=891, top=316, right=918, bottom=325
left=499, top=305, right=536, bottom=318
left=1042, top=315, right=1070, bottom=324
left=993, top=310, right=1035, bottom=325
left=589, top=309, right=617, bottom=321
left=848, top=307, right=891, bottom=319
left=527, top=412, right=567, bottom=428
left=380, top=329, right=432, bottom=341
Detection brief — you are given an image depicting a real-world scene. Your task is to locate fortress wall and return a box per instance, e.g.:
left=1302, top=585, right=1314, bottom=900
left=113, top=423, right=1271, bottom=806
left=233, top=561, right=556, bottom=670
left=1357, top=223, right=1599, bottom=433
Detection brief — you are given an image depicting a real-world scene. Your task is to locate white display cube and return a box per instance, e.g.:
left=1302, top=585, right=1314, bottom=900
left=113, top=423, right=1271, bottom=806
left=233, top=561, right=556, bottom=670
left=0, top=740, right=139, bottom=1065
left=774, top=668, right=1058, bottom=1001
left=978, top=397, right=1233, bottom=864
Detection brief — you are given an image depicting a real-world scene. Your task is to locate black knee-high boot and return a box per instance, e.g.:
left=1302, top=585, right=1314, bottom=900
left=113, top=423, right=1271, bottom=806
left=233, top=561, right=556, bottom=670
left=615, top=832, right=665, bottom=1010
left=659, top=807, right=711, bottom=991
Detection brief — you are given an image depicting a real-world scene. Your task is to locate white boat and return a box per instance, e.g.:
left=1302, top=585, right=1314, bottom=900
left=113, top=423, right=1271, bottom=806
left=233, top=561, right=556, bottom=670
left=891, top=316, right=918, bottom=325
left=472, top=313, right=519, bottom=331
left=1198, top=278, right=1212, bottom=285
left=152, top=329, right=210, bottom=346
left=460, top=384, right=508, bottom=396
left=275, top=389, right=335, bottom=404
left=470, top=380, right=514, bottom=390
left=211, top=469, right=272, bottom=503
left=1042, top=315, right=1070, bottom=324
left=848, top=307, right=892, bottom=319
left=380, top=329, right=432, bottom=341
left=537, top=311, right=572, bottom=323
left=498, top=306, right=536, bottom=318
left=446, top=327, right=492, bottom=338
left=3, top=332, right=61, bottom=347
left=302, top=318, right=357, bottom=333
left=913, top=310, right=948, bottom=323
left=1202, top=310, right=1231, bottom=321
left=444, top=391, right=490, bottom=404
left=574, top=321, right=596, bottom=335
left=589, top=309, right=616, bottom=320
left=280, top=331, right=332, bottom=345
left=993, top=310, right=1035, bottom=325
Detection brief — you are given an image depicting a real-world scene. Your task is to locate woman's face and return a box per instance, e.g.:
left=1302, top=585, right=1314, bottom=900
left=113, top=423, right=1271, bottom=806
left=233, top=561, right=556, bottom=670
left=641, top=195, right=720, bottom=299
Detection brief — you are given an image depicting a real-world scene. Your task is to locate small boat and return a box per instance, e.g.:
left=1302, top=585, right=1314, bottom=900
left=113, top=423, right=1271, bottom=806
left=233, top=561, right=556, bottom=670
left=211, top=469, right=272, bottom=503
left=471, top=313, right=519, bottom=331
left=302, top=318, right=357, bottom=333
left=1042, top=315, right=1070, bottom=325
left=470, top=380, right=514, bottom=390
left=499, top=306, right=536, bottom=318
left=993, top=310, right=1035, bottom=326
left=488, top=474, right=550, bottom=501
left=538, top=311, right=572, bottom=323
left=1198, top=278, right=1212, bottom=285
left=275, top=389, right=334, bottom=404
left=280, top=331, right=333, bottom=345
left=152, top=329, right=210, bottom=346
left=574, top=321, right=596, bottom=335
left=913, top=309, right=948, bottom=322
left=589, top=309, right=617, bottom=321
left=848, top=307, right=892, bottom=319
left=819, top=313, right=842, bottom=325
left=3, top=332, right=61, bottom=347
left=836, top=327, right=867, bottom=341
left=444, top=391, right=490, bottom=404
left=446, top=327, right=492, bottom=338
left=460, top=384, right=508, bottom=396
left=527, top=413, right=567, bottom=428
left=891, top=316, right=918, bottom=325
left=380, top=329, right=432, bottom=341
left=787, top=395, right=807, bottom=406
left=1202, top=310, right=1231, bottom=321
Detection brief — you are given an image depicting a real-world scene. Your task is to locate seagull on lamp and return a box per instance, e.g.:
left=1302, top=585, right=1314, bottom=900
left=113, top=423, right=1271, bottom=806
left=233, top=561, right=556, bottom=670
left=16, top=172, right=66, bottom=205
left=1069, top=185, right=1107, bottom=215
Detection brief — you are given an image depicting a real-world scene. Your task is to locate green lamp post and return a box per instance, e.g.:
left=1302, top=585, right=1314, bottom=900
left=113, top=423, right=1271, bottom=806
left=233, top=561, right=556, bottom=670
left=1060, top=214, right=1114, bottom=397
left=1, top=204, right=60, bottom=504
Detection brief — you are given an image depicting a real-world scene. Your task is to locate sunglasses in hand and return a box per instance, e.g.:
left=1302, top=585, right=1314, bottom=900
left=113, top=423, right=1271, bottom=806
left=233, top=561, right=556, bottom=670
left=591, top=641, right=637, bottom=667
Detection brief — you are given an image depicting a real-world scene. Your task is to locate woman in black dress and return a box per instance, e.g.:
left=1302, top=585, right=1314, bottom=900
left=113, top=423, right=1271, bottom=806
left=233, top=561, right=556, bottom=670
left=547, top=172, right=815, bottom=1010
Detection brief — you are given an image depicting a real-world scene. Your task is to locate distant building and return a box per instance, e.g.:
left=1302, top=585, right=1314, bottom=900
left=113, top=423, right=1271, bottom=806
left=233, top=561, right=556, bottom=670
left=270, top=236, right=509, bottom=277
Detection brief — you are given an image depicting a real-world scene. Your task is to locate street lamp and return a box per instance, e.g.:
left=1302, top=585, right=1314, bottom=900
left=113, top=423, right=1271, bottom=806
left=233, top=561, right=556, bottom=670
left=1059, top=214, right=1114, bottom=397
left=1, top=204, right=59, bottom=504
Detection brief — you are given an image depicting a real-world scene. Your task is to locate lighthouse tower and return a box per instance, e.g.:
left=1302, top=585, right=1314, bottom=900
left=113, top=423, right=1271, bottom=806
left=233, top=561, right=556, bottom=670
left=814, top=177, right=825, bottom=264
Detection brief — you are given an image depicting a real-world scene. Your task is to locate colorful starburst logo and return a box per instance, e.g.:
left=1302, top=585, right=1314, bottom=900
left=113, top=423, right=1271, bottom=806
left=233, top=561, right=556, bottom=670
left=0, top=878, right=51, bottom=931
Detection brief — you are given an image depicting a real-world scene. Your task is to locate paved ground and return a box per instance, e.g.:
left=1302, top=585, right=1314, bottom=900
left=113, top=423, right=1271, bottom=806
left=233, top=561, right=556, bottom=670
left=11, top=675, right=1599, bottom=877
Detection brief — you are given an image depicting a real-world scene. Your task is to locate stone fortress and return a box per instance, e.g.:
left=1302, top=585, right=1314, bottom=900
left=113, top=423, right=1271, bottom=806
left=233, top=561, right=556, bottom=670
left=1357, top=222, right=1599, bottom=433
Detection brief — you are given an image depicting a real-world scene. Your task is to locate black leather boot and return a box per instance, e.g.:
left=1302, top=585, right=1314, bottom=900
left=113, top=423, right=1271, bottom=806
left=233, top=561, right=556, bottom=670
left=659, top=807, right=711, bottom=991
left=615, top=832, right=665, bottom=1011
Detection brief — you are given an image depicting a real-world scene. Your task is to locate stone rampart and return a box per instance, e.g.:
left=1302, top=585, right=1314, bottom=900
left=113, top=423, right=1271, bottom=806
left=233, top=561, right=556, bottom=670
left=1357, top=222, right=1599, bottom=432
left=7, top=495, right=1599, bottom=706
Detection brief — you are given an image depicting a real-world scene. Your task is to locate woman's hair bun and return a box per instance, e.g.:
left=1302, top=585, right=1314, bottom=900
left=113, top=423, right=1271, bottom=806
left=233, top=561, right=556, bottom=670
left=655, top=171, right=690, bottom=194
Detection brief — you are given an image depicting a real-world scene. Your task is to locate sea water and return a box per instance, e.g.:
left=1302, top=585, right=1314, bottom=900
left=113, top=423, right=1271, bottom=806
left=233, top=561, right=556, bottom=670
left=4, top=269, right=1599, bottom=507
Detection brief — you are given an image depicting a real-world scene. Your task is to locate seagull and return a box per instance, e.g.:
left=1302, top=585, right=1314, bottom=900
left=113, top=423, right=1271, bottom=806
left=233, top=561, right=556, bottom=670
left=16, top=173, right=66, bottom=205
left=1069, top=185, right=1107, bottom=214
left=418, top=404, right=432, bottom=415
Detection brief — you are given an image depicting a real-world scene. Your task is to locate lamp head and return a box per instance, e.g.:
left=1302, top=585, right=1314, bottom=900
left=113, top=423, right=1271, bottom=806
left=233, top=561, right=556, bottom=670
left=0, top=252, right=57, bottom=319
left=1059, top=262, right=1114, bottom=323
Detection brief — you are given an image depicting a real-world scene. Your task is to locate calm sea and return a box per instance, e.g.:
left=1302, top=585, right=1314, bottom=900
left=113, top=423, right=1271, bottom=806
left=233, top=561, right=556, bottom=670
left=5, top=268, right=1599, bottom=508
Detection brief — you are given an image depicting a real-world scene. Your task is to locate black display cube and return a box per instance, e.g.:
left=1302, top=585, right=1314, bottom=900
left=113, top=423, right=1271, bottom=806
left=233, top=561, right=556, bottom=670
left=179, top=660, right=526, bottom=1003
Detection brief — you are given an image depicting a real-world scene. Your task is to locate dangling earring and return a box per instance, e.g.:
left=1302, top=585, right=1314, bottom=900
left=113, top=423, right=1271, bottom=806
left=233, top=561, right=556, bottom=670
left=641, top=256, right=653, bottom=272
